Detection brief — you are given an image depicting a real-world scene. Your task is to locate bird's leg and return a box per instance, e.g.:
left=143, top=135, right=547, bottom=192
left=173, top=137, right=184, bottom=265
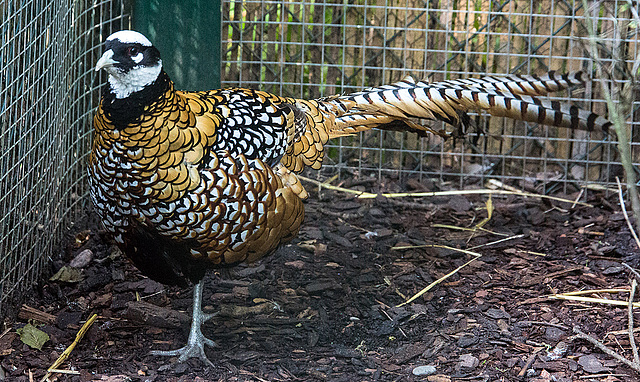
left=150, top=280, right=217, bottom=365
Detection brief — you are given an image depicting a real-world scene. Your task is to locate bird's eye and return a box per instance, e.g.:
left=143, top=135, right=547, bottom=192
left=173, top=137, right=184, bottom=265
left=127, top=47, right=139, bottom=56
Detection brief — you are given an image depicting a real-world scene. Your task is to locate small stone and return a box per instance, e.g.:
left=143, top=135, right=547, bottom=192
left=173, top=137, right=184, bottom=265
left=70, top=249, right=93, bottom=268
left=412, top=365, right=436, bottom=376
left=173, top=362, right=189, bottom=374
left=458, top=354, right=479, bottom=371
left=158, top=364, right=171, bottom=371
left=578, top=354, right=609, bottom=373
left=496, top=319, right=510, bottom=333
left=464, top=163, right=485, bottom=176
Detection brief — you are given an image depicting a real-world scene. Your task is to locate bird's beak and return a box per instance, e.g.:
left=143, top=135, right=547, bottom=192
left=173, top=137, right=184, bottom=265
left=95, top=49, right=116, bottom=72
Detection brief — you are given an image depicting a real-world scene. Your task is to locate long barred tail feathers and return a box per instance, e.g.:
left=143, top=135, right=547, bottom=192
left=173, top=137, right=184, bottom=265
left=432, top=70, right=588, bottom=96
left=325, top=71, right=612, bottom=138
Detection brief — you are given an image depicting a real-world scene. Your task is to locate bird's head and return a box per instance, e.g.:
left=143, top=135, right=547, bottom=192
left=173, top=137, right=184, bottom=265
left=96, top=30, right=163, bottom=99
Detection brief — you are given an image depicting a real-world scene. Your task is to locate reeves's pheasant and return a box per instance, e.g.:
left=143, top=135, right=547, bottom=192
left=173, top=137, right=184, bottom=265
left=91, top=30, right=612, bottom=365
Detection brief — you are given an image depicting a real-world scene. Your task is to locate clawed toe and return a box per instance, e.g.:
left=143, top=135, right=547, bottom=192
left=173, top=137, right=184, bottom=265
left=151, top=338, right=215, bottom=366
left=150, top=281, right=217, bottom=366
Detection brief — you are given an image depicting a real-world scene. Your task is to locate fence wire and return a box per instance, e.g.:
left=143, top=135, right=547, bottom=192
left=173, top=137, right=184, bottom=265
left=222, top=0, right=639, bottom=195
left=0, top=0, right=129, bottom=319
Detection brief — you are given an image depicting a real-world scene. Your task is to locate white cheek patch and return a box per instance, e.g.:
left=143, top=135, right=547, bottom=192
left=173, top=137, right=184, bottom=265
left=131, top=52, right=144, bottom=64
left=108, top=59, right=162, bottom=99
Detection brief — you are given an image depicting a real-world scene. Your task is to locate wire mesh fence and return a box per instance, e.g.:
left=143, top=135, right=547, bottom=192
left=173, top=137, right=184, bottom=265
left=221, top=0, right=639, bottom=195
left=0, top=0, right=130, bottom=319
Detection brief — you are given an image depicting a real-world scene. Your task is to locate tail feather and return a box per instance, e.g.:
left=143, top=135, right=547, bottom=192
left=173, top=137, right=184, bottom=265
left=325, top=71, right=612, bottom=137
left=434, top=70, right=587, bottom=96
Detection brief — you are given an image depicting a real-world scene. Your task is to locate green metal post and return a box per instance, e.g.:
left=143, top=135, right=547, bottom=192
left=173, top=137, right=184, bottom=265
left=132, top=0, right=221, bottom=90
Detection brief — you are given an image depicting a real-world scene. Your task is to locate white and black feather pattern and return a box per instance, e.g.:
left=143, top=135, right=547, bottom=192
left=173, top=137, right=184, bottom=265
left=210, top=90, right=289, bottom=166
left=431, top=70, right=587, bottom=96
left=332, top=71, right=611, bottom=132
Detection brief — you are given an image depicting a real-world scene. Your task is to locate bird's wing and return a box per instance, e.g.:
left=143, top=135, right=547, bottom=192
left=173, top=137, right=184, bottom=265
left=181, top=88, right=335, bottom=174
left=179, top=88, right=291, bottom=167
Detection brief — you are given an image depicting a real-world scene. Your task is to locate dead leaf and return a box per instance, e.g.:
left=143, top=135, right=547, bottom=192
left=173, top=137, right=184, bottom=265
left=50, top=266, right=83, bottom=283
left=16, top=323, right=49, bottom=350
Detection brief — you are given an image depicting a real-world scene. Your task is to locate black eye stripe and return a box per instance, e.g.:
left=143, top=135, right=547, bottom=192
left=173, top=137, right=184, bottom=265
left=101, top=41, right=161, bottom=72
left=105, top=40, right=148, bottom=55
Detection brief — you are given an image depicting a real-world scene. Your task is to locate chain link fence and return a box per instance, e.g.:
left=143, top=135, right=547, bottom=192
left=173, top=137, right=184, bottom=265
left=0, top=0, right=129, bottom=319
left=222, top=0, right=638, bottom=195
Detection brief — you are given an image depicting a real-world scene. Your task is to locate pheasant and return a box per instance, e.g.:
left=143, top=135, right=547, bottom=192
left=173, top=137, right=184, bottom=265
left=92, top=30, right=612, bottom=365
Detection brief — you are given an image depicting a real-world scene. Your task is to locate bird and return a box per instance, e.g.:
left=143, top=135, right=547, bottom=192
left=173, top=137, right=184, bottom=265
left=91, top=30, right=612, bottom=365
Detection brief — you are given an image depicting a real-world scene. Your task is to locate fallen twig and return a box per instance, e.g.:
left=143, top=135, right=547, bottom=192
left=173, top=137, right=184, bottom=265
left=396, top=245, right=481, bottom=307
left=551, top=294, right=640, bottom=308
left=47, top=369, right=80, bottom=375
left=299, top=175, right=376, bottom=196
left=561, top=288, right=631, bottom=296
left=431, top=223, right=509, bottom=236
left=41, top=313, right=98, bottom=382
left=630, top=279, right=639, bottom=367
left=571, top=188, right=585, bottom=209
left=298, top=176, right=594, bottom=206
left=379, top=308, right=408, bottom=338
left=391, top=234, right=524, bottom=251
left=616, top=177, right=640, bottom=250
left=571, top=326, right=640, bottom=372
left=578, top=374, right=631, bottom=379
left=515, top=320, right=569, bottom=331
left=0, top=327, right=11, bottom=341
left=358, top=189, right=593, bottom=206
left=517, top=348, right=541, bottom=378
left=468, top=234, right=525, bottom=250
left=623, top=263, right=640, bottom=284
left=18, top=305, right=56, bottom=325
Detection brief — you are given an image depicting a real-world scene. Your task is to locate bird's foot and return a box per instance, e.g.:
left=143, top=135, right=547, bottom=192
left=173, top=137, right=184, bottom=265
left=150, top=326, right=216, bottom=366
left=150, top=281, right=217, bottom=365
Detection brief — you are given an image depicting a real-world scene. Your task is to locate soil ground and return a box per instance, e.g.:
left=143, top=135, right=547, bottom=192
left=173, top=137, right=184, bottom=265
left=2, top=177, right=640, bottom=381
